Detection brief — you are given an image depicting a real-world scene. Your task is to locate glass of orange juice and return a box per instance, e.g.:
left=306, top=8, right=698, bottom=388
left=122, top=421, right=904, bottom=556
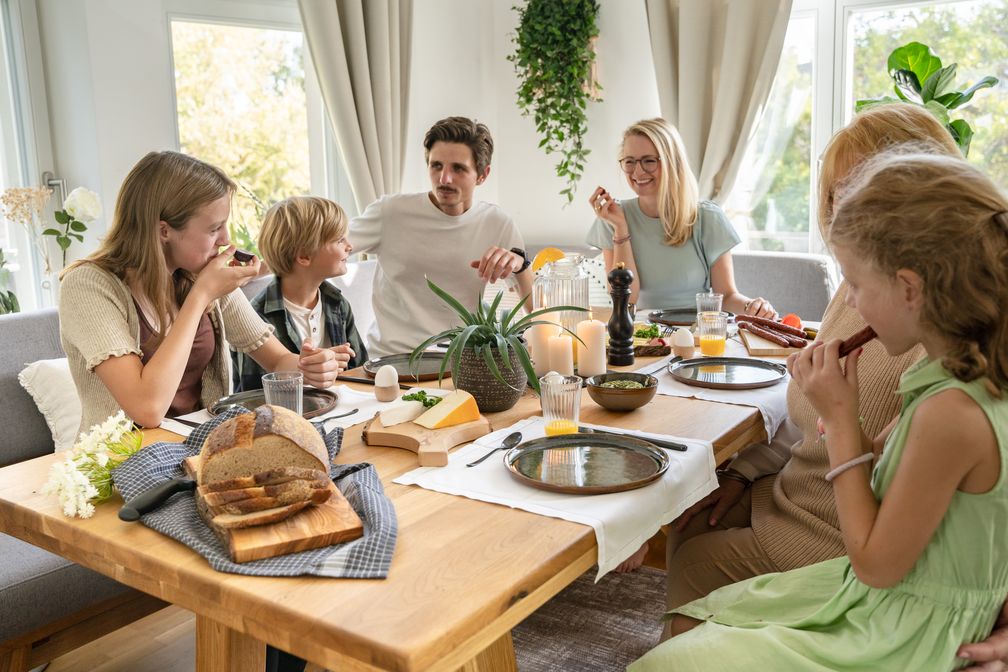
left=539, top=372, right=582, bottom=436
left=697, top=311, right=728, bottom=356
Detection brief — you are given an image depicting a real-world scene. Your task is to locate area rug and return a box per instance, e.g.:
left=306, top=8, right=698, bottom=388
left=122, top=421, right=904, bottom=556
left=513, top=567, right=667, bottom=672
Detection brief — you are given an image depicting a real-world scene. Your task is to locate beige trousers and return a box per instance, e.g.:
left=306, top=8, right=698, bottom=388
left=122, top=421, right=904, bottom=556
left=662, top=486, right=781, bottom=638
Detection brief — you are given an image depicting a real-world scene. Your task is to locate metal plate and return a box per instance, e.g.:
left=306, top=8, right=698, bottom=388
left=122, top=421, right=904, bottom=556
left=362, top=352, right=448, bottom=382
left=668, top=356, right=787, bottom=390
left=207, top=388, right=338, bottom=419
left=504, top=434, right=670, bottom=495
left=647, top=308, right=736, bottom=327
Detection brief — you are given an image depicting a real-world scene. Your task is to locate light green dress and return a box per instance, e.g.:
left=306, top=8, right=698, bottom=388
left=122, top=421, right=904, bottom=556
left=631, top=358, right=1008, bottom=671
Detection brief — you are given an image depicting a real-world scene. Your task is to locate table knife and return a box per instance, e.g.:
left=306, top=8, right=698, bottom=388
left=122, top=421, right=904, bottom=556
left=578, top=426, right=687, bottom=452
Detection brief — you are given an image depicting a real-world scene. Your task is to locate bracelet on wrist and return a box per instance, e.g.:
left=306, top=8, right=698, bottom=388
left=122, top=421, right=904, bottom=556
left=612, top=233, right=631, bottom=245
left=824, top=453, right=875, bottom=482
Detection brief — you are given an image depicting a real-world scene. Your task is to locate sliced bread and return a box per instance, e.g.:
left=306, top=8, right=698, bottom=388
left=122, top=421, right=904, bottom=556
left=209, top=487, right=332, bottom=516
left=198, top=405, right=328, bottom=484
left=200, top=475, right=329, bottom=506
left=199, top=466, right=328, bottom=493
left=210, top=501, right=313, bottom=529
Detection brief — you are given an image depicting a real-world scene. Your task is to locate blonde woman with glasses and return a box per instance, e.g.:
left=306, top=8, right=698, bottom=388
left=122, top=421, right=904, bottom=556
left=586, top=117, right=775, bottom=318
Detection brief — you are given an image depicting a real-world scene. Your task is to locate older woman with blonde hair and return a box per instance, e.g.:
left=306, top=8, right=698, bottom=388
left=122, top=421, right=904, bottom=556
left=662, top=102, right=964, bottom=616
left=586, top=117, right=775, bottom=317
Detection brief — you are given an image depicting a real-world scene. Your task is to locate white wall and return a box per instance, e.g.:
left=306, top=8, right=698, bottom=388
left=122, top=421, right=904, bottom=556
left=35, top=0, right=661, bottom=255
left=407, top=0, right=661, bottom=247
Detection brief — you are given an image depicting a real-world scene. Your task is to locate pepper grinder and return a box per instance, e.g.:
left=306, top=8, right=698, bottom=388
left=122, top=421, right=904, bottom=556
left=607, top=263, right=635, bottom=366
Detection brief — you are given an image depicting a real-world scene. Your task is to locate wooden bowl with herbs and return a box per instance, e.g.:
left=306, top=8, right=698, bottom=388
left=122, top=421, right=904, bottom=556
left=585, top=372, right=658, bottom=411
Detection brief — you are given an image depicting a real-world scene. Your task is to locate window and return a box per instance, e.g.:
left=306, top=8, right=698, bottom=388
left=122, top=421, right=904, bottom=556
left=725, top=14, right=815, bottom=253
left=0, top=0, right=56, bottom=310
left=169, top=13, right=355, bottom=254
left=726, top=0, right=1008, bottom=253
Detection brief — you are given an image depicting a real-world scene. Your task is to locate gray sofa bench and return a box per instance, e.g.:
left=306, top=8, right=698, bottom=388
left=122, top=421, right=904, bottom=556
left=0, top=309, right=164, bottom=671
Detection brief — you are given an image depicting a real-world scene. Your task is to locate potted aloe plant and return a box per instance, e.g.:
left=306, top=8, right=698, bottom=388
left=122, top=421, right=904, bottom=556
left=410, top=278, right=585, bottom=412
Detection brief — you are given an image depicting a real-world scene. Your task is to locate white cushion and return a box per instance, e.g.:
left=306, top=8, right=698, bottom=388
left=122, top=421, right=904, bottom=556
left=18, top=358, right=81, bottom=452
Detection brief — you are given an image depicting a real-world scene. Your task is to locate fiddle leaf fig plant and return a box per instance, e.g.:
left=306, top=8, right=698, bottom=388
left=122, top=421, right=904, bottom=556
left=409, top=278, right=585, bottom=395
left=508, top=0, right=601, bottom=204
left=855, top=41, right=998, bottom=156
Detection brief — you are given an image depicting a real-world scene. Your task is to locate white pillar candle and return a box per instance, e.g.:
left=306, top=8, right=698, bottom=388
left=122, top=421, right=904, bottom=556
left=528, top=322, right=560, bottom=376
left=548, top=334, right=575, bottom=376
left=575, top=319, right=607, bottom=377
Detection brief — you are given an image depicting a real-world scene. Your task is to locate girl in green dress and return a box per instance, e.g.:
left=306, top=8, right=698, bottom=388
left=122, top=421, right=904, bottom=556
left=631, top=151, right=1008, bottom=671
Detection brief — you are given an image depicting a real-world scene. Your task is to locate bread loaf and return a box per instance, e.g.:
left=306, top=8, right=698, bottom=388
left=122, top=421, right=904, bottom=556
left=200, top=474, right=329, bottom=506
left=210, top=487, right=332, bottom=516
left=198, top=405, right=328, bottom=485
left=198, top=466, right=327, bottom=493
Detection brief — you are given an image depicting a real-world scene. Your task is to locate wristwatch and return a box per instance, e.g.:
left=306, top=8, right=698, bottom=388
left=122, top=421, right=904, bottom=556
left=510, top=247, right=531, bottom=274
left=716, top=467, right=752, bottom=486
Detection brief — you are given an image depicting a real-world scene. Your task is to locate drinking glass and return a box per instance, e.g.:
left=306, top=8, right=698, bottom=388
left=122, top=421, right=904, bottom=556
left=539, top=373, right=582, bottom=436
left=695, top=291, right=724, bottom=315
left=262, top=371, right=303, bottom=415
left=697, top=311, right=728, bottom=357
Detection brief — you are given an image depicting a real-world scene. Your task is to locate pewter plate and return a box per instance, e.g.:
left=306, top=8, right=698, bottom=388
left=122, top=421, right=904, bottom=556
left=668, top=356, right=787, bottom=390
left=208, top=388, right=338, bottom=419
left=504, top=434, right=670, bottom=495
left=646, top=307, right=697, bottom=327
left=363, top=352, right=448, bottom=382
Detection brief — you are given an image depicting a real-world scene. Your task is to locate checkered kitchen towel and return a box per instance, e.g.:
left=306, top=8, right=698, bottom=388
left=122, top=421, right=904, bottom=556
left=111, top=406, right=397, bottom=577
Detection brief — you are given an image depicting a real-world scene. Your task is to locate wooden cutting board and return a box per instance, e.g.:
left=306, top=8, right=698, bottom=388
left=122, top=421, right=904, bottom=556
left=183, top=456, right=363, bottom=564
left=739, top=327, right=807, bottom=357
left=362, top=414, right=492, bottom=467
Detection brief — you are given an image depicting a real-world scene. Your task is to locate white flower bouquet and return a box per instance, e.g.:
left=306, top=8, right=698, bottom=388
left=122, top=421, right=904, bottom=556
left=42, top=411, right=144, bottom=518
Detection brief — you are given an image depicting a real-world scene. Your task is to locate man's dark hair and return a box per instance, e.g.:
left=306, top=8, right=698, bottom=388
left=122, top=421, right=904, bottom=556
left=423, top=116, right=494, bottom=174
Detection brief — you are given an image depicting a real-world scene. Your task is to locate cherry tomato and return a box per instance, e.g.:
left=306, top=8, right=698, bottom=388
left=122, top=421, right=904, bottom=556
left=781, top=313, right=802, bottom=328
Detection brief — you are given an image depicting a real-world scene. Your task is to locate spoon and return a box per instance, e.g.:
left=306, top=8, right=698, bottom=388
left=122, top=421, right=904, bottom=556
left=466, top=431, right=523, bottom=467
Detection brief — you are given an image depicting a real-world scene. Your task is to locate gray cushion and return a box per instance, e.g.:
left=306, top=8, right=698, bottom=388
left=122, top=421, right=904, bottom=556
left=0, top=309, right=64, bottom=466
left=0, top=533, right=132, bottom=641
left=732, top=251, right=837, bottom=321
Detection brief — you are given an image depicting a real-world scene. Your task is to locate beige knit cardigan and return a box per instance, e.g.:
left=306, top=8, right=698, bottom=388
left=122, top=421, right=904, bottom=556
left=60, top=263, right=272, bottom=434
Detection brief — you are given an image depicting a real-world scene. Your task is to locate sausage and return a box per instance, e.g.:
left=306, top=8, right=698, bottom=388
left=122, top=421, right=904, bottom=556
left=838, top=325, right=877, bottom=358
left=737, top=322, right=806, bottom=350
left=735, top=314, right=808, bottom=338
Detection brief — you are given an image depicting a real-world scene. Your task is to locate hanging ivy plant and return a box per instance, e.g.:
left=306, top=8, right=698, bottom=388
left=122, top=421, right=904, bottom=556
left=508, top=0, right=602, bottom=204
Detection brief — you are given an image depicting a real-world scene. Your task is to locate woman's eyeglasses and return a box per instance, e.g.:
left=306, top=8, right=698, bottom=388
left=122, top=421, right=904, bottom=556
left=618, top=157, right=660, bottom=174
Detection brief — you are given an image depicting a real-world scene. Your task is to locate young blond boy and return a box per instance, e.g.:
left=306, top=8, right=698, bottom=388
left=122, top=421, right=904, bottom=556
left=233, top=196, right=367, bottom=391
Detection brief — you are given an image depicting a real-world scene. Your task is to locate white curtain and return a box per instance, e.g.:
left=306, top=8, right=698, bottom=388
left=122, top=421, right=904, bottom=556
left=645, top=0, right=792, bottom=202
left=298, top=0, right=412, bottom=212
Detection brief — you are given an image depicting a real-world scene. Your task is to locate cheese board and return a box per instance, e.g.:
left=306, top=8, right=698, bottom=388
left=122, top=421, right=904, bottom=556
left=361, top=413, right=492, bottom=466
left=738, top=327, right=807, bottom=357
left=183, top=456, right=363, bottom=563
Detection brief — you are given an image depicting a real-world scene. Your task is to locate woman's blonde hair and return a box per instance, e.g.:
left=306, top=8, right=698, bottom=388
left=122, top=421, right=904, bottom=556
left=818, top=103, right=960, bottom=237
left=65, top=151, right=235, bottom=345
left=831, top=151, right=1008, bottom=395
left=621, top=118, right=699, bottom=246
left=258, top=196, right=347, bottom=277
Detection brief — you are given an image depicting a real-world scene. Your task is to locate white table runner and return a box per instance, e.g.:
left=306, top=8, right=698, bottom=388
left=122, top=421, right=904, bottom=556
left=393, top=416, right=717, bottom=580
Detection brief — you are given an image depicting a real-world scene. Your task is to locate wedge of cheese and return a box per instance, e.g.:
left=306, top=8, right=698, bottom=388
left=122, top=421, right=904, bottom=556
left=379, top=400, right=426, bottom=427
left=414, top=390, right=480, bottom=429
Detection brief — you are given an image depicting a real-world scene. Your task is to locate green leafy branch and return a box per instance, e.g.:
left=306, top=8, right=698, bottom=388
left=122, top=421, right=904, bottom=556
left=856, top=41, right=998, bottom=156
left=45, top=209, right=87, bottom=268
left=508, top=0, right=601, bottom=204
left=0, top=249, right=19, bottom=314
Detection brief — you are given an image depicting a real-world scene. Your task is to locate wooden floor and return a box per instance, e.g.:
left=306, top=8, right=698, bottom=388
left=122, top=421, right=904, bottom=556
left=45, top=607, right=327, bottom=672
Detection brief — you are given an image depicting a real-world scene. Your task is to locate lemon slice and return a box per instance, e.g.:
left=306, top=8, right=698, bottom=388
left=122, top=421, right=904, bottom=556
left=532, top=247, right=566, bottom=272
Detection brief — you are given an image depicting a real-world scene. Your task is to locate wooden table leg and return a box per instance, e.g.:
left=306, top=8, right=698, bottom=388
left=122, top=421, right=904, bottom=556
left=195, top=614, right=266, bottom=672
left=455, top=631, right=517, bottom=672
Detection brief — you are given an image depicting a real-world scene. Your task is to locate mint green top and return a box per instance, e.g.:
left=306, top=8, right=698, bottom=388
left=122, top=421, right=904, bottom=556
left=585, top=198, right=740, bottom=310
left=632, top=358, right=1008, bottom=671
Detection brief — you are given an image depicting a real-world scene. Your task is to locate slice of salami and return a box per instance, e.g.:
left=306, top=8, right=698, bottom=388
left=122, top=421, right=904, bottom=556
left=839, top=325, right=877, bottom=358
left=736, top=314, right=807, bottom=338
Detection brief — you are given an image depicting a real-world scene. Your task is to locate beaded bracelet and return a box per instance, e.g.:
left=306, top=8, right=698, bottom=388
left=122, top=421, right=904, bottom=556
left=613, top=233, right=631, bottom=245
left=824, top=453, right=875, bottom=482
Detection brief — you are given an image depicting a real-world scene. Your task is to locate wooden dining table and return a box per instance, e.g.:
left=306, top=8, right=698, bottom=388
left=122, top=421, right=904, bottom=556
left=0, top=358, right=768, bottom=672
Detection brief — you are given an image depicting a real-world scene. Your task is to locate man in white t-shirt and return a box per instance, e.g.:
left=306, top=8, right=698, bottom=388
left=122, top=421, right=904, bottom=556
left=350, top=116, right=533, bottom=356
